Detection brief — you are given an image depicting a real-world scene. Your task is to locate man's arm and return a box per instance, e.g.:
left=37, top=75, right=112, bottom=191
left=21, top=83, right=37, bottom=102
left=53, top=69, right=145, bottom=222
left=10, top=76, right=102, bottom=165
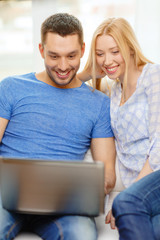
left=91, top=137, right=116, bottom=194
left=0, top=117, right=9, bottom=142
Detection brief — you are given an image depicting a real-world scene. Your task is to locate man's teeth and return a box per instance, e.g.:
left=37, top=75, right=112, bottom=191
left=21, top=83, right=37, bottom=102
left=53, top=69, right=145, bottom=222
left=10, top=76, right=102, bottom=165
left=59, top=72, right=68, bottom=76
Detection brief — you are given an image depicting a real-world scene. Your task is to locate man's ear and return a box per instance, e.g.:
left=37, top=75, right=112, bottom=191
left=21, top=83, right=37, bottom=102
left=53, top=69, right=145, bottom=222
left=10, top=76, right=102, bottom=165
left=39, top=43, right=44, bottom=59
left=81, top=42, right=85, bottom=58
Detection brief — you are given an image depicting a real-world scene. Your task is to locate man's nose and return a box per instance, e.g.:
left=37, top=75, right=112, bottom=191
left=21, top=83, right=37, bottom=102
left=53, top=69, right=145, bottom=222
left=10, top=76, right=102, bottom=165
left=58, top=58, right=69, bottom=71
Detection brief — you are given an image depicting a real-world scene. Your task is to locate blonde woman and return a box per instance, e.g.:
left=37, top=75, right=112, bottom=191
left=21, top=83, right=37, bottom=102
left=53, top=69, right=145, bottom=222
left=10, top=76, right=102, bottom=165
left=78, top=17, right=160, bottom=239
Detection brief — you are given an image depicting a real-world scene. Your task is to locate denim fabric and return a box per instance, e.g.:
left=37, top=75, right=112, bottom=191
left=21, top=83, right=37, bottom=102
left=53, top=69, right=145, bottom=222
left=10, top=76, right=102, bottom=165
left=33, top=215, right=97, bottom=240
left=0, top=206, right=97, bottom=240
left=0, top=207, right=26, bottom=240
left=112, top=170, right=160, bottom=240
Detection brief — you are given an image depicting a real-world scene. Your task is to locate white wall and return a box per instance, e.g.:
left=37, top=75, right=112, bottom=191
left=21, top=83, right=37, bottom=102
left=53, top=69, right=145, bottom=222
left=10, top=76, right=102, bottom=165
left=32, top=0, right=160, bottom=74
left=32, top=0, right=137, bottom=72
left=1, top=0, right=159, bottom=79
left=135, top=0, right=160, bottom=63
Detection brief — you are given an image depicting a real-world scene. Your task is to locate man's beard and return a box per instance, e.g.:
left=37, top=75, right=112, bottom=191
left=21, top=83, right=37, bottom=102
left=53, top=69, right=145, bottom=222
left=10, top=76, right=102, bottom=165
left=46, top=64, right=76, bottom=87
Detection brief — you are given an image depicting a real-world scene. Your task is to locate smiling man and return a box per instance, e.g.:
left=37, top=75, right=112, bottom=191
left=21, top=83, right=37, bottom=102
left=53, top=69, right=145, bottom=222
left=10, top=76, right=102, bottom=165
left=0, top=13, right=116, bottom=240
left=38, top=33, right=84, bottom=88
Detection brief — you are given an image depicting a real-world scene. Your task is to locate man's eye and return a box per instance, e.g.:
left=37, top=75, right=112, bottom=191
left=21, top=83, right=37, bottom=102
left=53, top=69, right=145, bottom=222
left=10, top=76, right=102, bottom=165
left=68, top=55, right=75, bottom=59
left=50, top=55, right=57, bottom=59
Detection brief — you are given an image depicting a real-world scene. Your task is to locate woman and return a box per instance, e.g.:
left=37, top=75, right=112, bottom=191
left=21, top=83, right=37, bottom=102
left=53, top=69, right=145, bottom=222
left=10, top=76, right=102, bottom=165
left=78, top=17, right=160, bottom=239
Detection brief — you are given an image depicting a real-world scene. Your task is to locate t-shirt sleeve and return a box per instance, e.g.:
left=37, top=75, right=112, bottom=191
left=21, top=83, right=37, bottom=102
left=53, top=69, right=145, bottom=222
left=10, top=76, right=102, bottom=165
left=91, top=96, right=114, bottom=138
left=0, top=78, right=13, bottom=120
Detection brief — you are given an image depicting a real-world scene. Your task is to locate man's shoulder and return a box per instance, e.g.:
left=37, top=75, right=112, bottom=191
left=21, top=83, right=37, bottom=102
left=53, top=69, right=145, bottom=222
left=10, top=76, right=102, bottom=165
left=1, top=72, right=35, bottom=85
left=82, top=83, right=110, bottom=101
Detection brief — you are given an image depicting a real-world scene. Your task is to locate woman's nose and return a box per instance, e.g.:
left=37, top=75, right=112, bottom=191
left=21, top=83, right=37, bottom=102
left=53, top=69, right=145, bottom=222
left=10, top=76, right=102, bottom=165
left=104, top=54, right=112, bottom=66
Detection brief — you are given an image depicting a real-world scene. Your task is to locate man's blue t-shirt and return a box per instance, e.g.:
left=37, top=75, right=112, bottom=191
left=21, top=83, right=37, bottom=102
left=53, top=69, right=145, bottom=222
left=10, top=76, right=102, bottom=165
left=0, top=73, right=113, bottom=160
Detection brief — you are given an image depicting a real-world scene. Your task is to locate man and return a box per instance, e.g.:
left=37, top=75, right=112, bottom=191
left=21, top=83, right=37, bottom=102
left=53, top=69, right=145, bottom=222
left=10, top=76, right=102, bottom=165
left=0, top=13, right=116, bottom=240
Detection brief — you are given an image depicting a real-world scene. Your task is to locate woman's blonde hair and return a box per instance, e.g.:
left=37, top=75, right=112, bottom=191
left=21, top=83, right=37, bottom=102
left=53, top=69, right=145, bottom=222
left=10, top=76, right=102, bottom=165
left=84, top=17, right=152, bottom=99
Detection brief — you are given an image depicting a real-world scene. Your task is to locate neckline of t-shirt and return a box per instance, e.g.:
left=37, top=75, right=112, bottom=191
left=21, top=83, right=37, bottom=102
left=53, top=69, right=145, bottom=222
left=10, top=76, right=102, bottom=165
left=32, top=72, right=85, bottom=90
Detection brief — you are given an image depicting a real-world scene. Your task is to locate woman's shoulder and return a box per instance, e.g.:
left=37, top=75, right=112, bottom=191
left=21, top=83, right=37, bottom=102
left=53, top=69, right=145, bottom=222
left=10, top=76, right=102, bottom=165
left=144, top=63, right=160, bottom=75
left=141, top=63, right=160, bottom=89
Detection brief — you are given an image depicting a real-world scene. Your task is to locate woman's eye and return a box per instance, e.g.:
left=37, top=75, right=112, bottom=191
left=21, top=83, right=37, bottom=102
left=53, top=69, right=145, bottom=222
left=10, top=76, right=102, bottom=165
left=112, top=51, right=119, bottom=54
left=96, top=53, right=103, bottom=56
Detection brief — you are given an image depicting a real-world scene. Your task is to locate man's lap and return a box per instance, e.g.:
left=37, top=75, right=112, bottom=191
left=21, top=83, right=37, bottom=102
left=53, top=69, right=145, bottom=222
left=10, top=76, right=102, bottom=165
left=0, top=207, right=97, bottom=240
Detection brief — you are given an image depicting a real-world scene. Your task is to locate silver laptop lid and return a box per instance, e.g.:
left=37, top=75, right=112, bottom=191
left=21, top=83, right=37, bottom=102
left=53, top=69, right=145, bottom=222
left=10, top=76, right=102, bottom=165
left=0, top=157, right=105, bottom=216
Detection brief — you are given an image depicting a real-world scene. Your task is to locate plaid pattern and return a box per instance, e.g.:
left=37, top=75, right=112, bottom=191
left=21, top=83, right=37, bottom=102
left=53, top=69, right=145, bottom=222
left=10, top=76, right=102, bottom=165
left=110, top=63, right=160, bottom=187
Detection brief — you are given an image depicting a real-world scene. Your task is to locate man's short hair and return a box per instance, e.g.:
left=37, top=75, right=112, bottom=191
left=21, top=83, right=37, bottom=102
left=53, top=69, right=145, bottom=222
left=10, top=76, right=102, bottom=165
left=41, top=13, right=84, bottom=46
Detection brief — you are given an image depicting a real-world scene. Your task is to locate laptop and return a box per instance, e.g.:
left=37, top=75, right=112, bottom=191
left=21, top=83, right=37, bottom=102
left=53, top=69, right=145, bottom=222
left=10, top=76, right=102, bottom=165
left=0, top=157, right=105, bottom=216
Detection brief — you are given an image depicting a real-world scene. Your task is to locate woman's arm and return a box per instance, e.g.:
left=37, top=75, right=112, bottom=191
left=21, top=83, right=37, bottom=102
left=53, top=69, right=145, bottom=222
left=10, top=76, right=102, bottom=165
left=144, top=65, right=160, bottom=173
left=77, top=70, right=92, bottom=82
left=135, top=158, right=153, bottom=181
left=77, top=65, right=106, bottom=82
left=136, top=64, right=160, bottom=181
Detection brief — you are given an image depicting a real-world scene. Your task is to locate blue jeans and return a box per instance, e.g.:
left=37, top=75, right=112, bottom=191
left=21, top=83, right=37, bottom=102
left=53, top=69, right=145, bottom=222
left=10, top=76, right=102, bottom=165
left=0, top=207, right=97, bottom=240
left=112, top=170, right=160, bottom=240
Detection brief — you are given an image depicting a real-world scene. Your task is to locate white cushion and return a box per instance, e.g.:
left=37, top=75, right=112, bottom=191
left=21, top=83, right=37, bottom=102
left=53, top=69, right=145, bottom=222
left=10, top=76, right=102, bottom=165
left=14, top=233, right=42, bottom=239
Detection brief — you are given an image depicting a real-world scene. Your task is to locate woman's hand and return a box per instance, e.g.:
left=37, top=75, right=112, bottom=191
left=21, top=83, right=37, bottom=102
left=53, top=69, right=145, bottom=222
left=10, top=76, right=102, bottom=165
left=105, top=209, right=116, bottom=229
left=135, top=158, right=153, bottom=182
left=77, top=65, right=106, bottom=82
left=95, top=65, right=106, bottom=79
left=77, top=69, right=91, bottom=82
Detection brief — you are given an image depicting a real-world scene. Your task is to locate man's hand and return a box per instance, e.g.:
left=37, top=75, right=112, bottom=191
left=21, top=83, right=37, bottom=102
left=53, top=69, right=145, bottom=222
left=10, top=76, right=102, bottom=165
left=104, top=177, right=116, bottom=195
left=105, top=209, right=116, bottom=229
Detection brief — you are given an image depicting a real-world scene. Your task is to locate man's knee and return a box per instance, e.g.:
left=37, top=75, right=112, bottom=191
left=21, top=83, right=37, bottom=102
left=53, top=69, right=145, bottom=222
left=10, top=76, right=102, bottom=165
left=0, top=208, right=11, bottom=240
left=58, top=216, right=97, bottom=240
left=0, top=207, right=23, bottom=240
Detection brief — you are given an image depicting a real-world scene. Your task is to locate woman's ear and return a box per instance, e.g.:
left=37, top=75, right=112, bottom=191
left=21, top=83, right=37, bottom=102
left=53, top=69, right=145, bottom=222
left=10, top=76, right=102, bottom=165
left=130, top=48, right=134, bottom=55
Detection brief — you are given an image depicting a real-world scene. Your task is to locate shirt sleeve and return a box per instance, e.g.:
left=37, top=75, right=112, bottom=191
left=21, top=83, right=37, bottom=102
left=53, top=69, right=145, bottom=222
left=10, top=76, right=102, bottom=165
left=91, top=96, right=114, bottom=138
left=145, top=64, right=160, bottom=170
left=0, top=78, right=13, bottom=120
